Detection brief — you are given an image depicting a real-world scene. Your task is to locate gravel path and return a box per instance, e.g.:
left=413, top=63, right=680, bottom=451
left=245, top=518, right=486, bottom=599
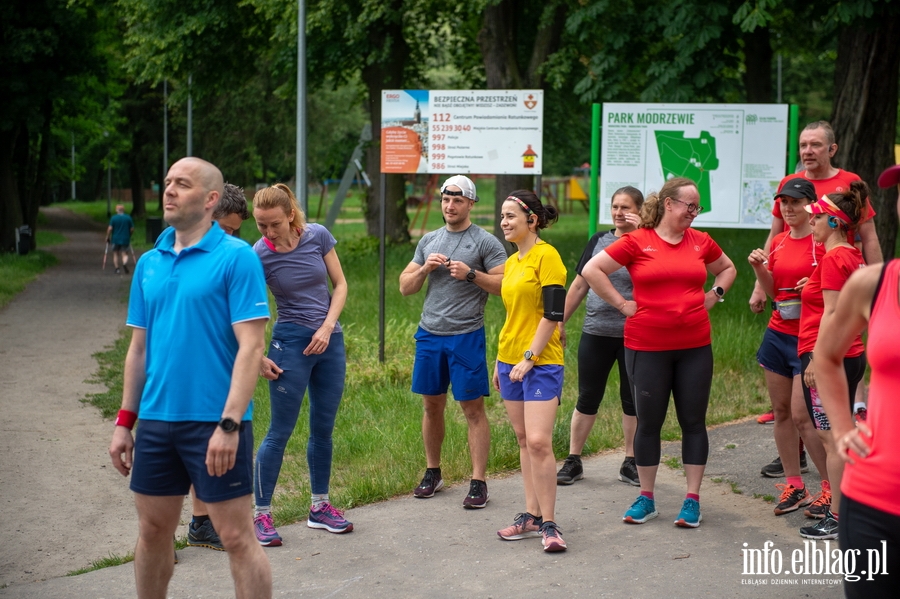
left=0, top=208, right=189, bottom=587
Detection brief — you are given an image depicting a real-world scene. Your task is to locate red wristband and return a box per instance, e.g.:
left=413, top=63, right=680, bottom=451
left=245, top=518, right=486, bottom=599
left=115, top=409, right=138, bottom=430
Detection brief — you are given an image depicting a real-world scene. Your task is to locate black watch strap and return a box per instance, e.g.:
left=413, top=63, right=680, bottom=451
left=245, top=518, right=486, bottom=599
left=218, top=417, right=240, bottom=433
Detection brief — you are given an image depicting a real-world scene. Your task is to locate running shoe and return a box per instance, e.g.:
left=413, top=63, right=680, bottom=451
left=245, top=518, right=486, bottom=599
left=674, top=498, right=702, bottom=528
left=497, top=512, right=543, bottom=540
left=253, top=513, right=282, bottom=547
left=757, top=410, right=775, bottom=424
left=799, top=510, right=839, bottom=540
left=540, top=521, right=567, bottom=552
left=623, top=495, right=658, bottom=524
left=804, top=489, right=832, bottom=519
left=618, top=456, right=640, bottom=486
left=187, top=519, right=224, bottom=551
left=556, top=455, right=584, bottom=485
left=413, top=469, right=444, bottom=498
left=462, top=479, right=489, bottom=509
left=122, top=263, right=129, bottom=274
left=760, top=452, right=809, bottom=477
left=773, top=484, right=813, bottom=515
left=308, top=502, right=354, bottom=533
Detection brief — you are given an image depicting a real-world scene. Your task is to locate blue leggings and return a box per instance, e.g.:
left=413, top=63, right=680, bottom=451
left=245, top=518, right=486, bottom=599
left=254, top=322, right=346, bottom=507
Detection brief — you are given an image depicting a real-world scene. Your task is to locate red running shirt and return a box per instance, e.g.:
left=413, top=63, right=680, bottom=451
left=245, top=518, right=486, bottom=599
left=766, top=232, right=826, bottom=336
left=605, top=228, right=723, bottom=352
left=797, top=246, right=866, bottom=355
left=842, top=260, right=900, bottom=516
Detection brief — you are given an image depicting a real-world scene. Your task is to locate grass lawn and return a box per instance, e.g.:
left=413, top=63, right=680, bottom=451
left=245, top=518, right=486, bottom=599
left=0, top=229, right=65, bottom=309
left=66, top=184, right=773, bottom=529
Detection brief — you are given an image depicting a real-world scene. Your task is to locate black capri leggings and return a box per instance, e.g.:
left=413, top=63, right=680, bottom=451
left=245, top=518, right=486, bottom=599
left=840, top=495, right=900, bottom=598
left=800, top=352, right=865, bottom=431
left=625, top=345, right=713, bottom=467
left=576, top=332, right=635, bottom=417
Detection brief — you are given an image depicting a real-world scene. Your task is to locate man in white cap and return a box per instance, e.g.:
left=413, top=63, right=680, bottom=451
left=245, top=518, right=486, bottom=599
left=399, top=175, right=507, bottom=508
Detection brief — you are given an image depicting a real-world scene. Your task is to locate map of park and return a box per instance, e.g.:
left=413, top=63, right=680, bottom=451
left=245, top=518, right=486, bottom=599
left=654, top=130, right=719, bottom=213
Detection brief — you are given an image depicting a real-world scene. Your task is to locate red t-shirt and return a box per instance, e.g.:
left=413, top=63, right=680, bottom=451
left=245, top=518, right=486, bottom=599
left=766, top=232, right=826, bottom=336
left=605, top=228, right=723, bottom=351
left=773, top=170, right=876, bottom=228
left=842, top=261, right=900, bottom=516
left=797, top=246, right=866, bottom=355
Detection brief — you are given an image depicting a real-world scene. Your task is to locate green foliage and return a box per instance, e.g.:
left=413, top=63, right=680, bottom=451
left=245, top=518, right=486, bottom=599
left=0, top=250, right=58, bottom=308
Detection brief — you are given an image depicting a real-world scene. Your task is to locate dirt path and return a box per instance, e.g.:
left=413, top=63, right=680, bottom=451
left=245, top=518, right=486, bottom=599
left=0, top=208, right=189, bottom=586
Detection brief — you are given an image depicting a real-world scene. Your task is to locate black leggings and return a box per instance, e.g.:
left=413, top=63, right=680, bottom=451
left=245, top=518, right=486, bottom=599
left=800, top=352, right=866, bottom=430
left=625, top=345, right=713, bottom=467
left=576, top=332, right=635, bottom=417
left=840, top=495, right=900, bottom=598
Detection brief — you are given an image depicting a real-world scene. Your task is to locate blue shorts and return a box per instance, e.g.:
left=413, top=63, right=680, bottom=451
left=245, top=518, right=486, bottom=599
left=411, top=327, right=490, bottom=401
left=497, top=361, right=564, bottom=402
left=756, top=328, right=801, bottom=378
left=130, top=420, right=254, bottom=503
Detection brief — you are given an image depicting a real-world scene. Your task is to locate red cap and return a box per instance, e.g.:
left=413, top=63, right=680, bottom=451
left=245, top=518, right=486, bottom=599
left=877, top=164, right=900, bottom=189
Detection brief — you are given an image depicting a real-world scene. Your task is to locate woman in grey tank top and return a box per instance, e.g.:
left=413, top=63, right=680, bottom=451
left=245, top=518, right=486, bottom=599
left=556, top=187, right=643, bottom=487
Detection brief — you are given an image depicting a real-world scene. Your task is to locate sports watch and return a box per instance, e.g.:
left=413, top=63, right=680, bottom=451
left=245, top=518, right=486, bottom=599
left=466, top=269, right=477, bottom=282
left=524, top=350, right=538, bottom=362
left=218, top=417, right=240, bottom=433
left=712, top=286, right=725, bottom=302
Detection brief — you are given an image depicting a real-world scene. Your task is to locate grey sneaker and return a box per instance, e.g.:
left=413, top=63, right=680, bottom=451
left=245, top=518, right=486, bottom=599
left=619, top=456, right=640, bottom=486
left=556, top=455, right=584, bottom=485
left=760, top=451, right=809, bottom=477
left=187, top=519, right=224, bottom=551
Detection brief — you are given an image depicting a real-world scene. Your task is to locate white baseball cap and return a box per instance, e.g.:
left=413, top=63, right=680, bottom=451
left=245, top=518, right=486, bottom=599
left=440, top=175, right=479, bottom=202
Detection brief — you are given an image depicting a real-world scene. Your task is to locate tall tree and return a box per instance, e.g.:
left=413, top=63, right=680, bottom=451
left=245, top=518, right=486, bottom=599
left=478, top=0, right=567, bottom=237
left=828, top=4, right=900, bottom=260
left=0, top=0, right=107, bottom=251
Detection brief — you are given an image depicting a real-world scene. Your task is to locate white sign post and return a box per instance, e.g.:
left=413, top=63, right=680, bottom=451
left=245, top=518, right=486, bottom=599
left=381, top=89, right=544, bottom=175
left=600, top=103, right=789, bottom=229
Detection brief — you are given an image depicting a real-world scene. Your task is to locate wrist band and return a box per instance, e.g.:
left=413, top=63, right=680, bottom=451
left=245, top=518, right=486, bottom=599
left=620, top=301, right=627, bottom=312
left=115, top=409, right=138, bottom=430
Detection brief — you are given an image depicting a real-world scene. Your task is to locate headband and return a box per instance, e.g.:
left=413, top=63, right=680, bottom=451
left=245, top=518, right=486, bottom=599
left=506, top=195, right=534, bottom=216
left=804, top=195, right=852, bottom=225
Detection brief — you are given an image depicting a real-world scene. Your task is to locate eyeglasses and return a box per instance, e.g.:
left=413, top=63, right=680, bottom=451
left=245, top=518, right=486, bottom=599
left=669, top=198, right=703, bottom=214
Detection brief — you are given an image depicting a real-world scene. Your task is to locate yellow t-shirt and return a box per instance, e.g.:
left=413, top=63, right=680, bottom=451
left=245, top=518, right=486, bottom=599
left=498, top=240, right=567, bottom=365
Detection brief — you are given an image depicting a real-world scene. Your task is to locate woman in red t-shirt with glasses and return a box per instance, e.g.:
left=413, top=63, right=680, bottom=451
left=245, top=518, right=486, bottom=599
left=582, top=177, right=736, bottom=529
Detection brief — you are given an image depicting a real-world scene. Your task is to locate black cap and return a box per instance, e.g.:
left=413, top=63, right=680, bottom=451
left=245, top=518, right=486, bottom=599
left=776, top=178, right=816, bottom=202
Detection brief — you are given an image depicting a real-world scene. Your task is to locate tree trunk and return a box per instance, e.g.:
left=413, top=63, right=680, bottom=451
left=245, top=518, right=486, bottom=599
left=129, top=150, right=146, bottom=220
left=743, top=27, right=772, bottom=103
left=359, top=3, right=410, bottom=245
left=831, top=18, right=900, bottom=261
left=478, top=0, right=566, bottom=241
left=0, top=127, right=23, bottom=253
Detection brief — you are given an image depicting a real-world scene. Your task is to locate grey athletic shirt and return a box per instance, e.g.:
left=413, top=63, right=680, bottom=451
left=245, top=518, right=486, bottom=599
left=575, top=230, right=633, bottom=337
left=412, top=224, right=507, bottom=335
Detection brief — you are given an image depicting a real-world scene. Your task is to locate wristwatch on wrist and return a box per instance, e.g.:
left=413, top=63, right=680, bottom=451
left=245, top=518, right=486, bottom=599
left=218, top=417, right=240, bottom=433
left=524, top=350, right=538, bottom=362
left=466, top=269, right=476, bottom=282
left=712, top=286, right=725, bottom=302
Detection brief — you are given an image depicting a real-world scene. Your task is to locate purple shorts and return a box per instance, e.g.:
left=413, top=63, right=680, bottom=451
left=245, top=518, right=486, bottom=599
left=497, top=361, right=563, bottom=402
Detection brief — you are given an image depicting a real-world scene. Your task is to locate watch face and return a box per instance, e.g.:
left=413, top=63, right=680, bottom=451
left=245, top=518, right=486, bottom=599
left=466, top=270, right=476, bottom=282
left=219, top=418, right=239, bottom=432
left=524, top=350, right=534, bottom=360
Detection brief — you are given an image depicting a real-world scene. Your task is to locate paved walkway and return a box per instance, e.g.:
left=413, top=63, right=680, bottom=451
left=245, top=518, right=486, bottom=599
left=0, top=210, right=845, bottom=598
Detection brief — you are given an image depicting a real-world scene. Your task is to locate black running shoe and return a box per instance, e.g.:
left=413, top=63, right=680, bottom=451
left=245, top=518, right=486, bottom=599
left=556, top=455, right=584, bottom=485
left=619, top=456, right=640, bottom=486
left=760, top=451, right=809, bottom=477
left=187, top=519, right=224, bottom=551
left=414, top=469, right=444, bottom=498
left=462, top=479, right=489, bottom=509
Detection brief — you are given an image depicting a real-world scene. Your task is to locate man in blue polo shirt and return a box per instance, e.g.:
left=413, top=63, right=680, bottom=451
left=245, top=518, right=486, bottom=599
left=109, top=157, right=272, bottom=598
left=107, top=204, right=134, bottom=274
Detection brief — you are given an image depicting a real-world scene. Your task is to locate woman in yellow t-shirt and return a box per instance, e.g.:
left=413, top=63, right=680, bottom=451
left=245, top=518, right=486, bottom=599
left=493, top=189, right=567, bottom=552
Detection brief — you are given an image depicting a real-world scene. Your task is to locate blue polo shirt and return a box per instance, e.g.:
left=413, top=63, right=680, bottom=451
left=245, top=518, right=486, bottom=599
left=126, top=223, right=269, bottom=422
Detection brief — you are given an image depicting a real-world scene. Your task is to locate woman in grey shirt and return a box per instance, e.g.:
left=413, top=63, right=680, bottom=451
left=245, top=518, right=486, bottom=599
left=557, top=186, right=643, bottom=486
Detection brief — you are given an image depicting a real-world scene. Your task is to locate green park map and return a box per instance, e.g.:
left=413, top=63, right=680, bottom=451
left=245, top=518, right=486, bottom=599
left=654, top=130, right=719, bottom=212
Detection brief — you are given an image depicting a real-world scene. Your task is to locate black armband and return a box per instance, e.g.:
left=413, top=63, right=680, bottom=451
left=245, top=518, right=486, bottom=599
left=542, top=285, right=566, bottom=322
